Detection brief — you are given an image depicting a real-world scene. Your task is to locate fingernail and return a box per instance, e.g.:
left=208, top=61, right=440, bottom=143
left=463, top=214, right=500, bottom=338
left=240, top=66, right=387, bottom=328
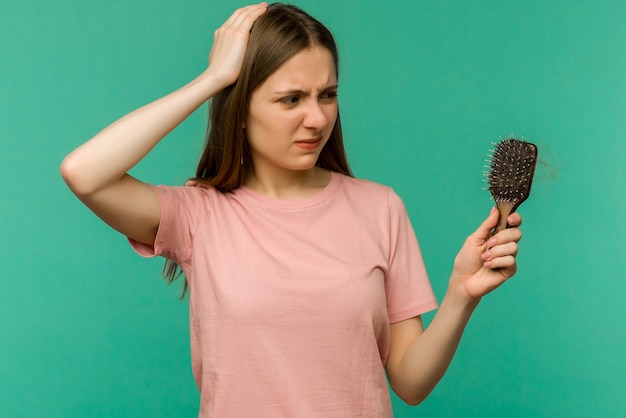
left=481, top=251, right=491, bottom=260
left=488, top=238, right=497, bottom=248
left=508, top=215, right=516, bottom=224
left=490, top=206, right=497, bottom=215
left=483, top=261, right=493, bottom=268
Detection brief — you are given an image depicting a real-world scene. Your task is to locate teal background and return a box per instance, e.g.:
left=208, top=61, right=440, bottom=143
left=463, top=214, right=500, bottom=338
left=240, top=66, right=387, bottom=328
left=2, top=0, right=625, bottom=416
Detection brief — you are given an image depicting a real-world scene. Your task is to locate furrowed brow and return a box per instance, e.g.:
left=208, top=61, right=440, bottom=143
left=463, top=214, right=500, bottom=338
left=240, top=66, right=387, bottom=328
left=273, top=84, right=339, bottom=96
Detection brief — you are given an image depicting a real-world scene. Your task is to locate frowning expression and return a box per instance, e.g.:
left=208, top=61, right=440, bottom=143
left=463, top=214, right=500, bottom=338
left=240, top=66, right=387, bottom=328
left=245, top=46, right=338, bottom=176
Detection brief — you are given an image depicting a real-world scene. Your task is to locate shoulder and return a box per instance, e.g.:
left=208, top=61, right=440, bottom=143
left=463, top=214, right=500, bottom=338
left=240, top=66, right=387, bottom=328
left=151, top=180, right=225, bottom=213
left=336, top=173, right=405, bottom=209
left=337, top=174, right=392, bottom=196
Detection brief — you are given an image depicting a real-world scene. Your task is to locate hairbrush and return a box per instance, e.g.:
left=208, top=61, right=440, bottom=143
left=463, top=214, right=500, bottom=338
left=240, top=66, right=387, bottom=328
left=485, top=136, right=538, bottom=233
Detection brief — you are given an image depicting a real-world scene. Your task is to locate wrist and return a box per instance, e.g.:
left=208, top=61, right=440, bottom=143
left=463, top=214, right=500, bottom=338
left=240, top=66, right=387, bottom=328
left=186, top=69, right=232, bottom=101
left=445, top=272, right=482, bottom=312
left=199, top=67, right=237, bottom=91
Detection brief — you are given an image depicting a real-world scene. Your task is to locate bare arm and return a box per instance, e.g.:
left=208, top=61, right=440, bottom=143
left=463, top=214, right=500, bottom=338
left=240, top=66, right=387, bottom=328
left=60, top=3, right=268, bottom=244
left=386, top=208, right=523, bottom=405
left=60, top=74, right=226, bottom=244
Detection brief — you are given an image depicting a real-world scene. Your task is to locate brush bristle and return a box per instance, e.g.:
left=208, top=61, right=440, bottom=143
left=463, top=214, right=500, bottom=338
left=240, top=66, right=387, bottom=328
left=486, top=136, right=538, bottom=203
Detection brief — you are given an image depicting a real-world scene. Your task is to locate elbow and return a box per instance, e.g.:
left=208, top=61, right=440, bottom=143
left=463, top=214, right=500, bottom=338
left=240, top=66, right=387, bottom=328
left=404, top=396, right=426, bottom=407
left=396, top=391, right=427, bottom=407
left=389, top=379, right=431, bottom=407
left=60, top=153, right=95, bottom=196
left=60, top=154, right=80, bottom=192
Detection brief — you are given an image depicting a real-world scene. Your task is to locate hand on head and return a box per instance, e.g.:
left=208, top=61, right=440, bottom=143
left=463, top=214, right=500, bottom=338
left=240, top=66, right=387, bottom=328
left=207, top=2, right=268, bottom=87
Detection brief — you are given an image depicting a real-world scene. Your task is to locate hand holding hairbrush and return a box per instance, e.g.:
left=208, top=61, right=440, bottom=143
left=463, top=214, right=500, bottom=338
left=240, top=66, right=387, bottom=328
left=486, top=136, right=538, bottom=233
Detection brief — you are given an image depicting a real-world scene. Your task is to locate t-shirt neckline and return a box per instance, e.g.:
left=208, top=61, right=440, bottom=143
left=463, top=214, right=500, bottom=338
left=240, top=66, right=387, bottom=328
left=235, top=171, right=341, bottom=209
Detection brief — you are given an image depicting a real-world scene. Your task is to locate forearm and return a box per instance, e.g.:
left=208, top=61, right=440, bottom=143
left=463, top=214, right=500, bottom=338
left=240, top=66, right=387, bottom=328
left=61, top=69, right=225, bottom=195
left=388, top=208, right=522, bottom=405
left=390, top=278, right=479, bottom=405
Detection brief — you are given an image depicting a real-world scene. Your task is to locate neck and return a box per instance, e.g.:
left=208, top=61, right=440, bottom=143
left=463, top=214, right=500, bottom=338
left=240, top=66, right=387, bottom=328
left=244, top=166, right=331, bottom=199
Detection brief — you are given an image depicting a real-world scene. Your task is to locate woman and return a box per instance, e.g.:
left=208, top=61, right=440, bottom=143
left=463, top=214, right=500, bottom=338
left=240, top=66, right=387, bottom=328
left=61, top=3, right=523, bottom=417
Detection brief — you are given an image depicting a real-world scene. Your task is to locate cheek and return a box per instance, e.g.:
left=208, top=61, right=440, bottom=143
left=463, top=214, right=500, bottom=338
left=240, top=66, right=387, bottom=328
left=248, top=107, right=298, bottom=134
left=245, top=113, right=292, bottom=153
left=325, top=104, right=339, bottom=130
left=246, top=109, right=274, bottom=139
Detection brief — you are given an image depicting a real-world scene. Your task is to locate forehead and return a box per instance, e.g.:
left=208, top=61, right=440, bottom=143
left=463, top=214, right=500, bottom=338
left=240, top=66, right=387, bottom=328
left=258, top=47, right=337, bottom=92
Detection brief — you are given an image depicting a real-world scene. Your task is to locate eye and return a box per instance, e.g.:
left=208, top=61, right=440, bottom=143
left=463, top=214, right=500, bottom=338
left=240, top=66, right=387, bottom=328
left=320, top=91, right=338, bottom=100
left=280, top=96, right=299, bottom=105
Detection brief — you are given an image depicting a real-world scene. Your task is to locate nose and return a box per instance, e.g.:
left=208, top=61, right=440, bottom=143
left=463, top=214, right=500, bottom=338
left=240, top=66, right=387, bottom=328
left=302, top=100, right=328, bottom=130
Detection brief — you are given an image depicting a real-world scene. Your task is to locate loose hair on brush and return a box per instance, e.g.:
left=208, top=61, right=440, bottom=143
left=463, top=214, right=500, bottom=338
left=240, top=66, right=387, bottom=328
left=164, top=3, right=353, bottom=296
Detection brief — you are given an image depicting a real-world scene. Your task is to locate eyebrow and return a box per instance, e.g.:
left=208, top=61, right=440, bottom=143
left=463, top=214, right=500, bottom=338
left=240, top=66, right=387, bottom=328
left=272, top=84, right=339, bottom=95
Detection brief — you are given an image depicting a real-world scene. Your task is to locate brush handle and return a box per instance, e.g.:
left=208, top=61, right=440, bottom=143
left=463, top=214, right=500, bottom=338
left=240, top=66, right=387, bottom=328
left=494, top=201, right=518, bottom=233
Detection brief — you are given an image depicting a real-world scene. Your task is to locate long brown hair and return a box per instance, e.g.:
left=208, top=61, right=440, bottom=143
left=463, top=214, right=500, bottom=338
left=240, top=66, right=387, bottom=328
left=165, top=3, right=353, bottom=295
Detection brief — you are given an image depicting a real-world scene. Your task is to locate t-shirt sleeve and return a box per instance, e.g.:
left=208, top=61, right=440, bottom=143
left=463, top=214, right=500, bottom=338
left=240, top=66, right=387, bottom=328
left=385, top=188, right=439, bottom=323
left=128, top=184, right=204, bottom=266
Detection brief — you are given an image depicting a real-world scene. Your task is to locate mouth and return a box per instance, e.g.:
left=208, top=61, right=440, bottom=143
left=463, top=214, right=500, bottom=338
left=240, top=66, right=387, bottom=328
left=294, top=137, right=323, bottom=150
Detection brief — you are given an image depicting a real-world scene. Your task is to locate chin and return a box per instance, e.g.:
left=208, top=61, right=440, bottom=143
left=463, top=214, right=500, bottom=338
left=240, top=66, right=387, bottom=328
left=296, top=160, right=323, bottom=172
left=285, top=155, right=320, bottom=171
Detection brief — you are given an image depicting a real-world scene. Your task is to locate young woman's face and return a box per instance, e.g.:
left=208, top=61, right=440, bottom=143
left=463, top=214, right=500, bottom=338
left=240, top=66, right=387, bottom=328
left=245, top=46, right=338, bottom=176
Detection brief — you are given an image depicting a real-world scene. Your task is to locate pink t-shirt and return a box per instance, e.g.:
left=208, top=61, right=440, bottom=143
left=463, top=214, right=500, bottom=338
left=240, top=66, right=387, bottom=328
left=130, top=171, right=438, bottom=417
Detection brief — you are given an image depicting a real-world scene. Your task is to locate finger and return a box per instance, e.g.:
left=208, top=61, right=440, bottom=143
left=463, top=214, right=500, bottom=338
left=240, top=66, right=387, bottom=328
left=507, top=212, right=523, bottom=227
left=225, top=2, right=268, bottom=30
left=483, top=254, right=518, bottom=272
left=481, top=241, right=518, bottom=262
left=491, top=227, right=522, bottom=247
left=208, top=2, right=268, bottom=79
left=221, top=6, right=249, bottom=28
left=473, top=206, right=500, bottom=241
left=223, top=3, right=267, bottom=23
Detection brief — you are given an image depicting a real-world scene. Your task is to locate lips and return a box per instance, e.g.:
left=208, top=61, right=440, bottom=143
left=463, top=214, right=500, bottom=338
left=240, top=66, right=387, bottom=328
left=294, top=137, right=322, bottom=150
left=295, top=137, right=322, bottom=144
